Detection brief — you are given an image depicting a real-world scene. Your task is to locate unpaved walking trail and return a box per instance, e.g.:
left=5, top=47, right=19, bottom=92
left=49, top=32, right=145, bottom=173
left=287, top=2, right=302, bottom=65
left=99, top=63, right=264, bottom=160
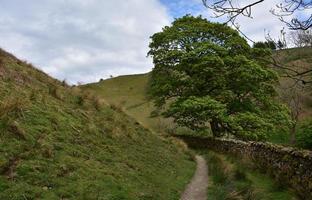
left=180, top=155, right=208, bottom=200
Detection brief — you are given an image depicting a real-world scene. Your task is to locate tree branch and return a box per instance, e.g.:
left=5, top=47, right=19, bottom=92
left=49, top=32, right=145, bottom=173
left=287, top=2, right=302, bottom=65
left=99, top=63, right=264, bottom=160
left=203, top=0, right=312, bottom=30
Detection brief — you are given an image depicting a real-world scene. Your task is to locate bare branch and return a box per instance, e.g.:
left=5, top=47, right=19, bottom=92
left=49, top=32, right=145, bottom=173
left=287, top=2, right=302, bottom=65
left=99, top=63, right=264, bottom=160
left=255, top=51, right=312, bottom=86
left=203, top=0, right=264, bottom=24
left=202, top=1, right=312, bottom=85
left=203, top=0, right=312, bottom=30
left=230, top=21, right=255, bottom=43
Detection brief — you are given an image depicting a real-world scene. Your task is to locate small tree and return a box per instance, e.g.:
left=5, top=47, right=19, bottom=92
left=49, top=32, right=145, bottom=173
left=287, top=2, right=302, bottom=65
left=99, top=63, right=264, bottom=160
left=279, top=85, right=303, bottom=144
left=277, top=40, right=286, bottom=49
left=289, top=29, right=312, bottom=47
left=148, top=15, right=291, bottom=141
left=253, top=41, right=276, bottom=50
left=266, top=40, right=277, bottom=50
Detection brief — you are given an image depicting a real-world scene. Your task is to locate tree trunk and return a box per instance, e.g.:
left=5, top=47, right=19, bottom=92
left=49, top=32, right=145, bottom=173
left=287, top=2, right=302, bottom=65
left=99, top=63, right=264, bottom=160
left=290, top=123, right=297, bottom=145
left=210, top=120, right=221, bottom=137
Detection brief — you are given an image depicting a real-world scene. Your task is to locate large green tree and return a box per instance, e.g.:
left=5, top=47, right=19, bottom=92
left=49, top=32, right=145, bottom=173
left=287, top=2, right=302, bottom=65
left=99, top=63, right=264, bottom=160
left=148, top=15, right=291, bottom=141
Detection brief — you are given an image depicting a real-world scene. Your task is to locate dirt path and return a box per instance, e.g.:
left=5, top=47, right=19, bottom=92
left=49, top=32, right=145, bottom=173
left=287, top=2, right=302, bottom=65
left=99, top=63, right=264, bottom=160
left=180, top=155, right=208, bottom=200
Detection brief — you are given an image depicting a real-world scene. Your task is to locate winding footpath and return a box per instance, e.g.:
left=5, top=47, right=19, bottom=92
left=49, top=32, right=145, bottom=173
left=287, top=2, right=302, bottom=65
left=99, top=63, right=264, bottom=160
left=180, top=155, right=208, bottom=200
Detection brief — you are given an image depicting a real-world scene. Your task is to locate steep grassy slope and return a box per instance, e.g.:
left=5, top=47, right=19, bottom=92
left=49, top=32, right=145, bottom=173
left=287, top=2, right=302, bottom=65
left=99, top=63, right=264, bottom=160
left=82, top=74, right=174, bottom=134
left=0, top=49, right=195, bottom=200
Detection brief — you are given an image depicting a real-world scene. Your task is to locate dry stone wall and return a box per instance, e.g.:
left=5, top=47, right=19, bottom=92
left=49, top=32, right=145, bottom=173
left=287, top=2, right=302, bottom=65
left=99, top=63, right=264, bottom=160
left=177, top=135, right=312, bottom=199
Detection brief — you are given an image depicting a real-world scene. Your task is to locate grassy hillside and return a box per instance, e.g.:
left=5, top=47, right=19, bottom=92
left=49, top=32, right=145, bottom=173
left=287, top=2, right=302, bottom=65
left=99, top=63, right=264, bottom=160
left=275, top=47, right=312, bottom=67
left=0, top=49, right=196, bottom=200
left=82, top=74, right=175, bottom=134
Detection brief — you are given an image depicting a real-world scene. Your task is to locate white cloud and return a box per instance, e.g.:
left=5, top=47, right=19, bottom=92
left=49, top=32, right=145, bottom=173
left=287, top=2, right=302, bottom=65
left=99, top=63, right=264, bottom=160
left=0, top=0, right=170, bottom=84
left=0, top=0, right=299, bottom=84
left=232, top=0, right=286, bottom=43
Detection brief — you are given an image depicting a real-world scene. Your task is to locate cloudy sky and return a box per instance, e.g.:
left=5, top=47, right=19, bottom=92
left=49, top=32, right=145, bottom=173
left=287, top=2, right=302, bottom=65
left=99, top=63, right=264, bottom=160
left=0, top=0, right=290, bottom=84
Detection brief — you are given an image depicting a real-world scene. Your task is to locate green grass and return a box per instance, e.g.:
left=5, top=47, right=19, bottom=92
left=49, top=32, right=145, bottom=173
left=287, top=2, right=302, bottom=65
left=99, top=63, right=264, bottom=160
left=0, top=49, right=196, bottom=199
left=83, top=73, right=299, bottom=199
left=275, top=47, right=312, bottom=64
left=201, top=150, right=297, bottom=200
left=81, top=47, right=312, bottom=198
left=82, top=74, right=176, bottom=134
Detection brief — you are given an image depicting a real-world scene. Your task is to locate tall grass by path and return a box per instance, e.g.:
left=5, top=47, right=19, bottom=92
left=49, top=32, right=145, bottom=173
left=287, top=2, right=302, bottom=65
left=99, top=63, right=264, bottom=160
left=200, top=150, right=298, bottom=200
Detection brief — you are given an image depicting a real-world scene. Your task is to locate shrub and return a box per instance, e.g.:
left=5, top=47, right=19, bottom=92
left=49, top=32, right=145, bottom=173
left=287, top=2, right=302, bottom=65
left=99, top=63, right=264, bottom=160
left=0, top=96, right=28, bottom=119
left=296, top=119, right=312, bottom=150
left=16, top=59, right=24, bottom=66
left=110, top=104, right=123, bottom=113
left=93, top=96, right=104, bottom=111
left=61, top=80, right=68, bottom=87
left=253, top=41, right=276, bottom=50
left=233, top=167, right=247, bottom=181
left=76, top=95, right=84, bottom=106
left=82, top=91, right=93, bottom=101
left=29, top=90, right=37, bottom=101
left=48, top=84, right=63, bottom=100
left=150, top=110, right=160, bottom=118
left=206, top=153, right=229, bottom=184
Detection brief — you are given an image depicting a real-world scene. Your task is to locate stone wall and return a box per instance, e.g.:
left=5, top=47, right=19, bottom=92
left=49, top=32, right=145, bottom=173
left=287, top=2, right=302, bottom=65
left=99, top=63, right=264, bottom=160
left=177, top=135, right=312, bottom=199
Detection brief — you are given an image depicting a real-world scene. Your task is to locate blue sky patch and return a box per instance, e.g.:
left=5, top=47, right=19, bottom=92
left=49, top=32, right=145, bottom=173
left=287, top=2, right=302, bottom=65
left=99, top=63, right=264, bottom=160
left=160, top=0, right=206, bottom=18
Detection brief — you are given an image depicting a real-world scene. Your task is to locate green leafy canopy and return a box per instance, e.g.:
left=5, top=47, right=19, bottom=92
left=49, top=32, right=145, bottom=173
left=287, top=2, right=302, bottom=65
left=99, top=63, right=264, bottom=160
left=148, top=15, right=291, bottom=141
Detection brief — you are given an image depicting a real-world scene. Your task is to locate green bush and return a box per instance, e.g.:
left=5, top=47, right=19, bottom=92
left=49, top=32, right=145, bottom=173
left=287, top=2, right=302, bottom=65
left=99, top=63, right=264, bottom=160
left=75, top=95, right=84, bottom=106
left=48, top=84, right=62, bottom=100
left=0, top=57, right=4, bottom=67
left=296, top=119, right=312, bottom=150
left=253, top=41, right=276, bottom=50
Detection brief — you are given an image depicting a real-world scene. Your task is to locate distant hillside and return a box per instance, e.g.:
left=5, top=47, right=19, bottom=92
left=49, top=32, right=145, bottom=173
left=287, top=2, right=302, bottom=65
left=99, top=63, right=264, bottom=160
left=0, top=49, right=195, bottom=200
left=274, top=47, right=312, bottom=120
left=274, top=47, right=312, bottom=67
left=83, top=47, right=312, bottom=136
left=82, top=74, right=168, bottom=133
